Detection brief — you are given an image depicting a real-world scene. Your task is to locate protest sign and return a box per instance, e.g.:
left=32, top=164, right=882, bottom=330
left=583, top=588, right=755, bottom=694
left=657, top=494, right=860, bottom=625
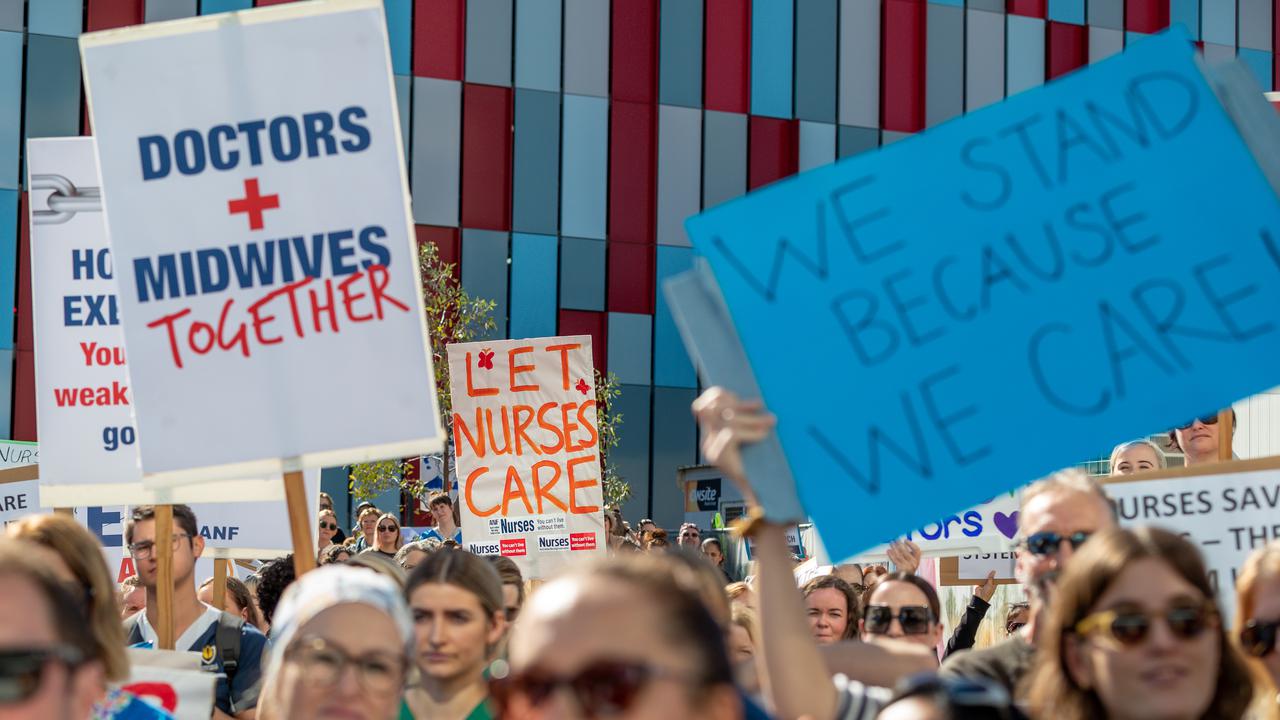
left=682, top=29, right=1280, bottom=561
left=79, top=0, right=440, bottom=488
left=27, top=137, right=289, bottom=505
left=121, top=649, right=215, bottom=720
left=447, top=336, right=606, bottom=578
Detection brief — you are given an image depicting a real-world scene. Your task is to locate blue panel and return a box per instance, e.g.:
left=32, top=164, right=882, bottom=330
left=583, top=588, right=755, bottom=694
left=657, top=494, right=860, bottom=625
left=1171, top=0, right=1201, bottom=40
left=607, top=313, right=653, bottom=385
left=0, top=31, right=21, bottom=190
left=385, top=0, right=412, bottom=75
left=509, top=233, right=559, bottom=339
left=613, top=384, right=653, bottom=522
left=650, top=386, right=697, bottom=528
left=29, top=0, right=83, bottom=37
left=461, top=230, right=510, bottom=339
left=560, top=236, right=606, bottom=311
left=659, top=0, right=704, bottom=107
left=751, top=0, right=795, bottom=118
left=1201, top=0, right=1235, bottom=46
left=799, top=121, right=837, bottom=172
left=320, top=466, right=351, bottom=527
left=561, top=94, right=609, bottom=240
left=0, top=189, right=16, bottom=348
left=1125, top=31, right=1150, bottom=44
left=0, top=2, right=20, bottom=31
left=516, top=0, right=562, bottom=91
left=201, top=0, right=252, bottom=13
left=1239, top=48, right=1273, bottom=90
left=145, top=0, right=197, bottom=22
left=654, top=245, right=697, bottom=388
left=24, top=35, right=81, bottom=140
left=1048, top=0, right=1085, bottom=25
left=795, top=0, right=838, bottom=120
left=513, top=89, right=561, bottom=235
left=394, top=75, right=411, bottom=164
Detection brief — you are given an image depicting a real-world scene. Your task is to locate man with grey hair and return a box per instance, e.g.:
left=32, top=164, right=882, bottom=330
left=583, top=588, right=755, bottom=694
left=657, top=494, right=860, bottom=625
left=939, top=468, right=1116, bottom=699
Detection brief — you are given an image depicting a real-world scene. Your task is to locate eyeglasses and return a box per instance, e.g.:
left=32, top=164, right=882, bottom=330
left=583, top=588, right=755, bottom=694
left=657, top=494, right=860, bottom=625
left=864, top=605, right=936, bottom=635
left=127, top=533, right=192, bottom=559
left=1074, top=600, right=1216, bottom=647
left=1019, top=530, right=1091, bottom=557
left=1240, top=618, right=1280, bottom=657
left=378, top=525, right=398, bottom=533
left=1006, top=621, right=1026, bottom=635
left=285, top=637, right=406, bottom=694
left=490, top=659, right=696, bottom=719
left=1178, top=414, right=1220, bottom=430
left=0, top=646, right=85, bottom=703
left=319, top=522, right=338, bottom=531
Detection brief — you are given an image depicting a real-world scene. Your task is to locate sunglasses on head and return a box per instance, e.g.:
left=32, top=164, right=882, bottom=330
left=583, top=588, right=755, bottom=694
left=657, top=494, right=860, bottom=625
left=489, top=659, right=693, bottom=719
left=0, top=646, right=85, bottom=704
left=1020, top=530, right=1091, bottom=557
left=1074, top=600, right=1216, bottom=647
left=1240, top=618, right=1280, bottom=657
left=378, top=524, right=398, bottom=533
left=864, top=605, right=935, bottom=635
left=1178, top=414, right=1220, bottom=430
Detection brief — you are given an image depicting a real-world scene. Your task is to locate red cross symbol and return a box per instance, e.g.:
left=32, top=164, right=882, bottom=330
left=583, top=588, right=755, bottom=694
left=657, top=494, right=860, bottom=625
left=227, top=178, right=280, bottom=231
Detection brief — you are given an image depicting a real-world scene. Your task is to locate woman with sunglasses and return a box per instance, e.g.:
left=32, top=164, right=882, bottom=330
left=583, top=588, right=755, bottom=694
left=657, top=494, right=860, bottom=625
left=257, top=565, right=413, bottom=720
left=1167, top=409, right=1236, bottom=467
left=367, top=513, right=404, bottom=560
left=1236, top=540, right=1280, bottom=717
left=318, top=509, right=340, bottom=560
left=859, top=573, right=945, bottom=653
left=1026, top=526, right=1254, bottom=720
left=402, top=550, right=506, bottom=720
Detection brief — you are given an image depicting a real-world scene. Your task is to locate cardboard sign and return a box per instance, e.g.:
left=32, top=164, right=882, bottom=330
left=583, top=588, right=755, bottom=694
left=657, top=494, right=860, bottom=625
left=80, top=0, right=441, bottom=487
left=683, top=30, right=1280, bottom=561
left=121, top=649, right=215, bottom=720
left=447, top=336, right=606, bottom=578
left=27, top=137, right=289, bottom=504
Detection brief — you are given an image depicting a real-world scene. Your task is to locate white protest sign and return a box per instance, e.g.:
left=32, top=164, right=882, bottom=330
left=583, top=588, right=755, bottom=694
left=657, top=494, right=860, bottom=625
left=859, top=491, right=1021, bottom=563
left=80, top=0, right=441, bottom=488
left=447, top=336, right=606, bottom=578
left=953, top=553, right=1017, bottom=583
left=0, top=442, right=38, bottom=528
left=27, top=137, right=288, bottom=504
left=121, top=649, right=215, bottom=720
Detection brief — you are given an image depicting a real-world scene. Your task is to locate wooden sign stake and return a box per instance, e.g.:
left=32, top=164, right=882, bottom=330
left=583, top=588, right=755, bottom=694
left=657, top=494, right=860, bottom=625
left=212, top=558, right=228, bottom=612
left=155, top=504, right=176, bottom=650
left=1218, top=409, right=1234, bottom=462
left=284, top=470, right=316, bottom=577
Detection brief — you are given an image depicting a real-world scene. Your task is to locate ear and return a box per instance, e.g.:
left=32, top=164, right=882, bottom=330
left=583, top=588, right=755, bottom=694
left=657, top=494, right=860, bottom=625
left=1063, top=634, right=1094, bottom=690
left=487, top=611, right=508, bottom=646
left=191, top=533, right=206, bottom=558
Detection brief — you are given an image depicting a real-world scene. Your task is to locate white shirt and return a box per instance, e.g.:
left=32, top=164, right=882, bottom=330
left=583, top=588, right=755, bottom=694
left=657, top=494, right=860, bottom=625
left=136, top=603, right=222, bottom=651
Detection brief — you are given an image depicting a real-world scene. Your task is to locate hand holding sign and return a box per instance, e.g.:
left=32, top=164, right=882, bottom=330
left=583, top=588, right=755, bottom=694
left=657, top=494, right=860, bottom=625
left=690, top=388, right=777, bottom=506
left=974, top=570, right=998, bottom=603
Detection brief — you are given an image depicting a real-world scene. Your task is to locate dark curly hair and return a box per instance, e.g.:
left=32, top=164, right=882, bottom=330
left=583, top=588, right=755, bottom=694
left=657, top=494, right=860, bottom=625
left=254, top=554, right=296, bottom=626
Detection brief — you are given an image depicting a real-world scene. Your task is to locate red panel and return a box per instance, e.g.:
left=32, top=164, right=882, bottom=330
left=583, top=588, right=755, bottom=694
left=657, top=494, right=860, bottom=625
left=415, top=225, right=461, bottom=281
left=86, top=0, right=143, bottom=31
left=558, top=310, right=608, bottom=373
left=1126, top=0, right=1170, bottom=33
left=612, top=0, right=659, bottom=104
left=414, top=0, right=466, bottom=80
left=460, top=84, right=513, bottom=231
left=608, top=101, right=657, bottom=246
left=1007, top=0, right=1047, bottom=17
left=1046, top=22, right=1088, bottom=80
left=882, top=0, right=926, bottom=134
left=15, top=193, right=30, bottom=354
left=705, top=0, right=751, bottom=113
left=607, top=241, right=655, bottom=315
left=13, top=351, right=34, bottom=441
left=748, top=117, right=799, bottom=190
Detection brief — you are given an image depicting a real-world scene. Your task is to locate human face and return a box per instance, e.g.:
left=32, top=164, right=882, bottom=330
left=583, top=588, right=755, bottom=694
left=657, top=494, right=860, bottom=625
left=319, top=513, right=338, bottom=544
left=409, top=583, right=503, bottom=683
left=506, top=578, right=741, bottom=720
left=502, top=584, right=522, bottom=623
left=196, top=584, right=244, bottom=616
left=1174, top=417, right=1221, bottom=466
left=1006, top=606, right=1030, bottom=636
left=430, top=502, right=453, bottom=528
left=376, top=520, right=401, bottom=552
left=271, top=604, right=406, bottom=720
left=360, top=513, right=378, bottom=538
left=121, top=585, right=146, bottom=618
left=1111, top=445, right=1161, bottom=476
left=727, top=624, right=754, bottom=663
left=1066, top=558, right=1220, bottom=720
left=702, top=543, right=723, bottom=567
left=1015, top=490, right=1114, bottom=597
left=639, top=522, right=656, bottom=535
left=0, top=573, right=105, bottom=720
left=399, top=550, right=427, bottom=572
left=859, top=581, right=942, bottom=650
left=678, top=527, right=700, bottom=548
left=805, top=587, right=850, bottom=644
left=127, top=519, right=203, bottom=590
left=1246, top=575, right=1280, bottom=688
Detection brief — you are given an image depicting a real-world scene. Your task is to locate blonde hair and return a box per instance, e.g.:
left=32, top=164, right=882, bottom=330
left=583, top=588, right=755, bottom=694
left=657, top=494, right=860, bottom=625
left=7, top=514, right=129, bottom=681
left=731, top=604, right=760, bottom=648
left=1236, top=541, right=1280, bottom=720
left=1107, top=439, right=1167, bottom=473
left=725, top=581, right=752, bottom=602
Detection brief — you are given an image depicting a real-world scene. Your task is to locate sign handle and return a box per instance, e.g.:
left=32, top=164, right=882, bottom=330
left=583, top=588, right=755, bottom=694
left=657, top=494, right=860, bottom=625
left=155, top=504, right=176, bottom=650
left=1218, top=409, right=1234, bottom=462
left=212, top=558, right=228, bottom=612
left=284, top=470, right=316, bottom=577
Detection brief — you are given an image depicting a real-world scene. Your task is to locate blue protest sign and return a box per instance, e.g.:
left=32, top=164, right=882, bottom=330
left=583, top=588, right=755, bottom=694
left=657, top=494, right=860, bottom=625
left=684, top=29, right=1280, bottom=562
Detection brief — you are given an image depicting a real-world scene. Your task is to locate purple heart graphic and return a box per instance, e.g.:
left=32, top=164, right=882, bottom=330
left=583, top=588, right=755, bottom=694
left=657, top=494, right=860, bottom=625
left=993, top=511, right=1019, bottom=540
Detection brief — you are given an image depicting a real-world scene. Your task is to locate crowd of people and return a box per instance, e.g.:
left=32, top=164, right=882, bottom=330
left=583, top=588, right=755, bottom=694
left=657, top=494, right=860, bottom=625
left=0, top=391, right=1276, bottom=719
